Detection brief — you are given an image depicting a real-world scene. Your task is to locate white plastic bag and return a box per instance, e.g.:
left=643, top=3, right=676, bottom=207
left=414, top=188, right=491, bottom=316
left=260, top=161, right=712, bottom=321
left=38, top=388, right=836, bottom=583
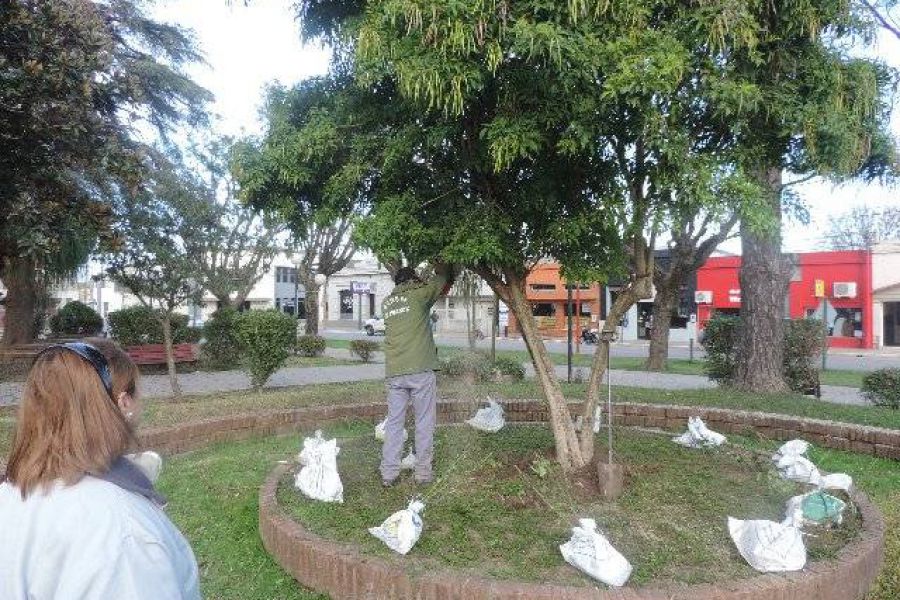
left=818, top=472, right=853, bottom=492
left=466, top=399, right=505, bottom=433
left=775, top=454, right=821, bottom=484
left=375, top=418, right=408, bottom=443
left=298, top=430, right=325, bottom=467
left=126, top=451, right=162, bottom=483
left=294, top=435, right=344, bottom=503
left=772, top=440, right=853, bottom=491
left=559, top=518, right=632, bottom=587
left=672, top=416, right=726, bottom=448
left=727, top=517, right=806, bottom=573
left=400, top=447, right=417, bottom=471
left=773, top=439, right=811, bottom=462
left=369, top=499, right=425, bottom=555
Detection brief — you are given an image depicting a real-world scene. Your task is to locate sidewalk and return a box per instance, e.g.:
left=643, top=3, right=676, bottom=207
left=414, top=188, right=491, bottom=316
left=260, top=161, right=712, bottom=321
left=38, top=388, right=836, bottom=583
left=0, top=349, right=868, bottom=407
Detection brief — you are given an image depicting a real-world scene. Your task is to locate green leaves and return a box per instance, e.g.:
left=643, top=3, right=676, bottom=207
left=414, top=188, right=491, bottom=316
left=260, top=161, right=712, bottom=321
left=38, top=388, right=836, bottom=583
left=235, top=309, right=296, bottom=388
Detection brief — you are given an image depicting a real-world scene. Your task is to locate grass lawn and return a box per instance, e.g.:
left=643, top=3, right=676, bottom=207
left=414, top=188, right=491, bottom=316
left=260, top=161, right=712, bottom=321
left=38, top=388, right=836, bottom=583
left=283, top=354, right=360, bottom=368
left=2, top=378, right=898, bottom=598
left=279, top=423, right=855, bottom=587
left=323, top=338, right=866, bottom=388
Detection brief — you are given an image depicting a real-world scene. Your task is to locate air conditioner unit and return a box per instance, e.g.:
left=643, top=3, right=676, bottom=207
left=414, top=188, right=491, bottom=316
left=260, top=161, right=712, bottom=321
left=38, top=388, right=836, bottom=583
left=694, top=291, right=713, bottom=304
left=833, top=282, right=857, bottom=299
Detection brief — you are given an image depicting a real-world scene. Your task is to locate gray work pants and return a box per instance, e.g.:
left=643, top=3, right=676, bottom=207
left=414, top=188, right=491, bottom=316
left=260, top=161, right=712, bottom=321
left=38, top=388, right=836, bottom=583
left=380, top=370, right=437, bottom=482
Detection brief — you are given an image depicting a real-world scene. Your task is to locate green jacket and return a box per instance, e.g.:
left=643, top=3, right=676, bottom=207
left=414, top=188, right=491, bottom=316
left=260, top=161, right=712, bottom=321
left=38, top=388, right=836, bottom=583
left=382, top=272, right=448, bottom=378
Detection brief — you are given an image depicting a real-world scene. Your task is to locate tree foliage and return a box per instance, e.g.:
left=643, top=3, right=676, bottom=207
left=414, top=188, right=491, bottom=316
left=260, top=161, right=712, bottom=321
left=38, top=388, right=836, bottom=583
left=824, top=204, right=900, bottom=249
left=182, top=138, right=283, bottom=308
left=0, top=0, right=210, bottom=343
left=263, top=0, right=896, bottom=470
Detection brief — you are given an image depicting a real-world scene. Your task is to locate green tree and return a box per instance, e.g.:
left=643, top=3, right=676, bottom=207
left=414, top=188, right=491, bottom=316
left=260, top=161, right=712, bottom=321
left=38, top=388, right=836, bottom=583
left=709, top=1, right=898, bottom=392
left=104, top=160, right=204, bottom=400
left=182, top=138, right=283, bottom=309
left=0, top=0, right=209, bottom=344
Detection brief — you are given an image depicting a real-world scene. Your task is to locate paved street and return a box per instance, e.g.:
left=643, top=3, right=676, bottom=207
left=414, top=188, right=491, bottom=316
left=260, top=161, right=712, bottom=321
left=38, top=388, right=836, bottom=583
left=0, top=347, right=867, bottom=407
left=324, top=329, right=900, bottom=372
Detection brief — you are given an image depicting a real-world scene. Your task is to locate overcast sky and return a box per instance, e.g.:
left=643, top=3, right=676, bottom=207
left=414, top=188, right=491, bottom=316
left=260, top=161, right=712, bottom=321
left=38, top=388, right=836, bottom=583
left=151, top=0, right=900, bottom=254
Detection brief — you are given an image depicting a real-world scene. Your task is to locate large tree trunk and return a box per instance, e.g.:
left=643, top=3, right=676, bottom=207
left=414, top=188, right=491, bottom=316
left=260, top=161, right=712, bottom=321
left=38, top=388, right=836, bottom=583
left=0, top=255, right=41, bottom=346
left=506, top=272, right=585, bottom=472
left=735, top=166, right=789, bottom=392
left=159, top=315, right=183, bottom=400
left=646, top=277, right=678, bottom=371
left=304, top=282, right=320, bottom=335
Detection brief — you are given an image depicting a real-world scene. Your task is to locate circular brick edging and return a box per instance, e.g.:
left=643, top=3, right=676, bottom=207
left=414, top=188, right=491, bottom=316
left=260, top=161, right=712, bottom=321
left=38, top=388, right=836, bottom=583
left=197, top=399, right=885, bottom=600
left=124, top=399, right=893, bottom=599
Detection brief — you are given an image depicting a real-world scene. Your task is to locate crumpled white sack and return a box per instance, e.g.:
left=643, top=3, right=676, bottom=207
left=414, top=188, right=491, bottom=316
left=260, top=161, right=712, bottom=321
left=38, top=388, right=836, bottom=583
left=294, top=435, right=344, bottom=503
left=369, top=499, right=425, bottom=555
left=126, top=451, right=162, bottom=483
left=672, top=416, right=726, bottom=448
left=375, top=418, right=408, bottom=443
left=817, top=472, right=853, bottom=492
left=773, top=439, right=811, bottom=462
left=559, top=518, right=632, bottom=587
left=400, top=447, right=417, bottom=471
left=728, top=517, right=806, bottom=573
left=298, top=430, right=326, bottom=466
left=466, top=399, right=505, bottom=433
left=771, top=441, right=853, bottom=491
left=776, top=454, right=821, bottom=484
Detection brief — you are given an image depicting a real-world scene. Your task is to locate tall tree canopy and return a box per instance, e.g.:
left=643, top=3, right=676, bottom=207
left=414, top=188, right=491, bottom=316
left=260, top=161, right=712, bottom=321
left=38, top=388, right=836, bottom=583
left=0, top=0, right=210, bottom=344
left=243, top=0, right=895, bottom=470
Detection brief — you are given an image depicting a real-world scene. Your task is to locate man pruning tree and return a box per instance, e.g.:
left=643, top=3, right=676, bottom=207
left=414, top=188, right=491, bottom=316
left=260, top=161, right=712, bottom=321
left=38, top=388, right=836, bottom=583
left=380, top=262, right=456, bottom=487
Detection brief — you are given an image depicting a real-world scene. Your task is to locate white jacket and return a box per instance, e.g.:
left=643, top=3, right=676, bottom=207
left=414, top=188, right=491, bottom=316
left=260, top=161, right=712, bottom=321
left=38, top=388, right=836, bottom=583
left=0, top=476, right=200, bottom=600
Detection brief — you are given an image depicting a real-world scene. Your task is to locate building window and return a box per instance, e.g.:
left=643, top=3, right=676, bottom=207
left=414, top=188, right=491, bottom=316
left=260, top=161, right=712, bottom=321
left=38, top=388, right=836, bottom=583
left=339, top=290, right=354, bottom=319
left=530, top=284, right=557, bottom=292
left=532, top=303, right=555, bottom=317
left=829, top=308, right=863, bottom=338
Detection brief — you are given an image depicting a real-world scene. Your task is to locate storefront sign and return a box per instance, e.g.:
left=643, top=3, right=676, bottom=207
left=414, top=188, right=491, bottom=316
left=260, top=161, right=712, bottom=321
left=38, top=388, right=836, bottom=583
left=350, top=281, right=374, bottom=294
left=814, top=279, right=825, bottom=298
left=728, top=288, right=741, bottom=303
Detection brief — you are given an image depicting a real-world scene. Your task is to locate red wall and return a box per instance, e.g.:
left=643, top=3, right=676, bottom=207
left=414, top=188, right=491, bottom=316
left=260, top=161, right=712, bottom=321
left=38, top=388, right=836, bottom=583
left=696, top=251, right=873, bottom=349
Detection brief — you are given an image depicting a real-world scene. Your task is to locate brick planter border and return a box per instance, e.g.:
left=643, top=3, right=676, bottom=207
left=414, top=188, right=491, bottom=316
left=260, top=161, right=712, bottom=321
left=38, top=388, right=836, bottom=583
left=185, top=399, right=887, bottom=600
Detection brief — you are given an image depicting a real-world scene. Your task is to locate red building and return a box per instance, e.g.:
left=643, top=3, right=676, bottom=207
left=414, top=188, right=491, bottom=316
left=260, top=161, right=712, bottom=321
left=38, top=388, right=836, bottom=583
left=696, top=251, right=874, bottom=349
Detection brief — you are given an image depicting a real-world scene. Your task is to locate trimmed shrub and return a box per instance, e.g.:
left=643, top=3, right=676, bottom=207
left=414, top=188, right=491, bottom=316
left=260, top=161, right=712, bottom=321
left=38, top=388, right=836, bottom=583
left=201, top=307, right=242, bottom=370
left=701, top=316, right=825, bottom=393
left=296, top=335, right=327, bottom=358
left=235, top=309, right=296, bottom=388
left=349, top=339, right=380, bottom=363
left=439, top=351, right=494, bottom=382
left=108, top=306, right=194, bottom=346
left=491, top=355, right=526, bottom=382
left=862, top=368, right=900, bottom=409
left=49, top=300, right=103, bottom=336
left=783, top=319, right=826, bottom=393
left=700, top=316, right=740, bottom=385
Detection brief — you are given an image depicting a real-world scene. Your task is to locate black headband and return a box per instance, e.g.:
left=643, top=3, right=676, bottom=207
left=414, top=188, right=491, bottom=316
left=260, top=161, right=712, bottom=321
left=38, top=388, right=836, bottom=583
left=35, top=342, right=115, bottom=401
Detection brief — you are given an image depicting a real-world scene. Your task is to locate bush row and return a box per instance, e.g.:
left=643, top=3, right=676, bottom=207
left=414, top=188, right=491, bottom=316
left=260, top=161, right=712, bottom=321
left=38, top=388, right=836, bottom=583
left=439, top=351, right=526, bottom=383
left=701, top=316, right=825, bottom=393
left=106, top=306, right=201, bottom=346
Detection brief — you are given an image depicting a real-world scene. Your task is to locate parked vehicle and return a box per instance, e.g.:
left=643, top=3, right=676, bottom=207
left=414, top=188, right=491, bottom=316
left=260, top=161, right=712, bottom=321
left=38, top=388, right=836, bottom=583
left=364, top=316, right=385, bottom=336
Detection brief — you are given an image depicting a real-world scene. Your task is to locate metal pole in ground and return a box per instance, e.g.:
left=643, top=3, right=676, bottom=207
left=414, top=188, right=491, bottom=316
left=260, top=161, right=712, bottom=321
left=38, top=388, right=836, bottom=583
left=491, top=292, right=498, bottom=362
left=567, top=284, right=573, bottom=383
left=607, top=337, right=613, bottom=464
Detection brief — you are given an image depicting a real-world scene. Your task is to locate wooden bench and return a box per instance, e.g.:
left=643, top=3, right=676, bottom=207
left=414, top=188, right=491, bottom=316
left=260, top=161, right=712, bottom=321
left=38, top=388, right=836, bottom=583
left=125, top=343, right=199, bottom=366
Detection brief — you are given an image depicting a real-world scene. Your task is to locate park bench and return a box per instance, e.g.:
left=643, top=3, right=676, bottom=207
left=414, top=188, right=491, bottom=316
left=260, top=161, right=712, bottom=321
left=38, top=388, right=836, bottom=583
left=125, top=343, right=199, bottom=366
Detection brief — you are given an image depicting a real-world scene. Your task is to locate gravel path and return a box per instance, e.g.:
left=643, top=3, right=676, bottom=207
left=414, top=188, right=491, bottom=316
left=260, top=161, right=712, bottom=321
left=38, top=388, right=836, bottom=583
left=0, top=348, right=868, bottom=407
